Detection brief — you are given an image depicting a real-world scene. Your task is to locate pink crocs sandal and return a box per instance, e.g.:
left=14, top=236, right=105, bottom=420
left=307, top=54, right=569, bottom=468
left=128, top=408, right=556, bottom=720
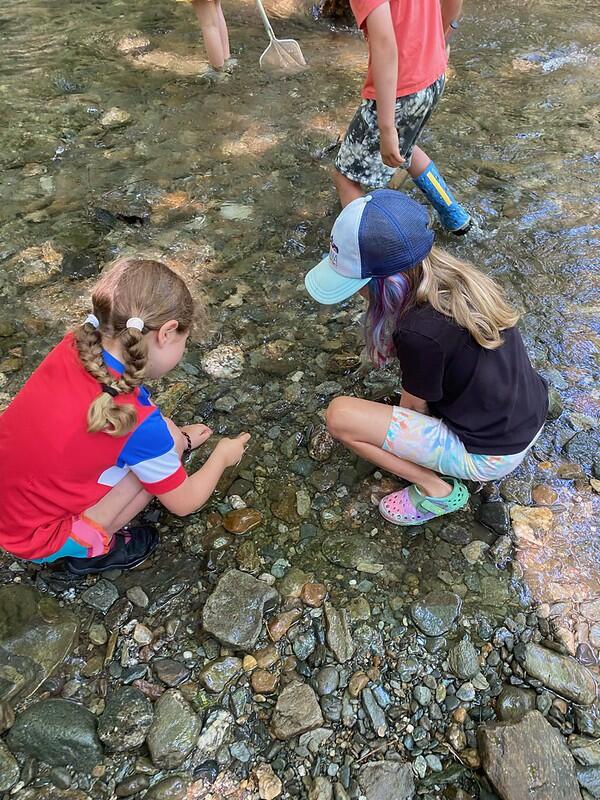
left=379, top=479, right=469, bottom=526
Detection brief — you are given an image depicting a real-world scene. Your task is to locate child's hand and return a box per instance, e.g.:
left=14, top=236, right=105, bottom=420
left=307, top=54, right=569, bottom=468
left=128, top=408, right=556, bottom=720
left=215, top=432, right=251, bottom=467
left=380, top=128, right=404, bottom=169
left=181, top=423, right=213, bottom=449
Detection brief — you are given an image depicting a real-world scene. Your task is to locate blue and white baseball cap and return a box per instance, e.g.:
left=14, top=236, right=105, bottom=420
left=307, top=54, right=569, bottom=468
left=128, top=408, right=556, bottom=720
left=304, top=189, right=435, bottom=305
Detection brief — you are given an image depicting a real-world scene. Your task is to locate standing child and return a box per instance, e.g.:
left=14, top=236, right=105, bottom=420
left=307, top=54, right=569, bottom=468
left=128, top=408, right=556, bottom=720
left=177, top=0, right=236, bottom=77
left=0, top=257, right=249, bottom=573
left=334, top=0, right=471, bottom=235
left=304, top=190, right=548, bottom=524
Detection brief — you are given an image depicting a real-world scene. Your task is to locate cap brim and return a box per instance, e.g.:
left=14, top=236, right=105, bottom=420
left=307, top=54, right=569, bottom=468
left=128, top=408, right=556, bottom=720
left=304, top=255, right=371, bottom=305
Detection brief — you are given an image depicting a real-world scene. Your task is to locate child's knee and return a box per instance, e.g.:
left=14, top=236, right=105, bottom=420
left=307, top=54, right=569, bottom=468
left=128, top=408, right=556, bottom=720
left=326, top=396, right=354, bottom=441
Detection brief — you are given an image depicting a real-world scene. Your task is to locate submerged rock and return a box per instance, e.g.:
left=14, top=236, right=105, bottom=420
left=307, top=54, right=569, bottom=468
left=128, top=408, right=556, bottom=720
left=521, top=643, right=597, bottom=705
left=0, top=585, right=78, bottom=704
left=222, top=508, right=263, bottom=534
left=496, top=686, right=537, bottom=722
left=410, top=591, right=462, bottom=637
left=358, top=760, right=415, bottom=800
left=201, top=345, right=244, bottom=379
left=202, top=569, right=279, bottom=649
left=97, top=686, right=154, bottom=751
left=146, top=689, right=200, bottom=768
left=271, top=682, right=324, bottom=739
left=6, top=698, right=103, bottom=772
left=478, top=711, right=580, bottom=800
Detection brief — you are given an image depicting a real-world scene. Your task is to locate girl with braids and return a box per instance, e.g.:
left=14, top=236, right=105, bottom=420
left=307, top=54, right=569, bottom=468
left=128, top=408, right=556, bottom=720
left=0, top=257, right=249, bottom=573
left=304, top=190, right=548, bottom=525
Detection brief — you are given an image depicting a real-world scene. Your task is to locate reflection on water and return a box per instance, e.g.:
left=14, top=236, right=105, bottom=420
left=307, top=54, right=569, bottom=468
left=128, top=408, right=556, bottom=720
left=0, top=1, right=599, bottom=644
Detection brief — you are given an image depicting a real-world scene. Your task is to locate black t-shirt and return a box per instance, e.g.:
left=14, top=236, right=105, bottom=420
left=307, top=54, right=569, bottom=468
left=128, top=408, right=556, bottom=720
left=393, top=304, right=548, bottom=455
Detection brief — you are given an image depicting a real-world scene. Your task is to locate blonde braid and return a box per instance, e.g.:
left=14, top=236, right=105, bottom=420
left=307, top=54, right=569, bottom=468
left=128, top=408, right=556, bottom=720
left=73, top=320, right=137, bottom=437
left=113, top=327, right=148, bottom=394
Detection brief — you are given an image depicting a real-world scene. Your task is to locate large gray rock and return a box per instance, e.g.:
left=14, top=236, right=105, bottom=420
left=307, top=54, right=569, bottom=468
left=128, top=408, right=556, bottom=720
left=0, top=585, right=78, bottom=704
left=146, top=689, right=200, bottom=768
left=271, top=682, right=324, bottom=740
left=479, top=710, right=580, bottom=800
left=6, top=698, right=103, bottom=772
left=97, top=686, right=154, bottom=751
left=410, top=592, right=461, bottom=637
left=202, top=570, right=279, bottom=650
left=358, top=760, right=415, bottom=800
left=324, top=602, right=355, bottom=663
left=0, top=740, right=19, bottom=792
left=522, top=643, right=597, bottom=705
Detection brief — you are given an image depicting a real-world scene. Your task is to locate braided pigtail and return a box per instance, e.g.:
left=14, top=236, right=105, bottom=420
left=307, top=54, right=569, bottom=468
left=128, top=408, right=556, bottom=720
left=114, top=326, right=148, bottom=396
left=73, top=318, right=137, bottom=437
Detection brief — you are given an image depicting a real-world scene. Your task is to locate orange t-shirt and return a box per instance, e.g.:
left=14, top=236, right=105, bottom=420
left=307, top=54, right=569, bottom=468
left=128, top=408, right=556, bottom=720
left=350, top=0, right=448, bottom=99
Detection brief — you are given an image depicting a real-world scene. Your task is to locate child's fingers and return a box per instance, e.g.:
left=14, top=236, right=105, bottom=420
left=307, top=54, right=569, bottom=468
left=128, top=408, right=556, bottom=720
left=237, top=432, right=251, bottom=444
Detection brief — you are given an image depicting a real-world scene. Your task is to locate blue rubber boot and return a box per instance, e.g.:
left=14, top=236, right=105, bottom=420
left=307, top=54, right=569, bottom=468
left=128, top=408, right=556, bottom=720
left=412, top=161, right=472, bottom=235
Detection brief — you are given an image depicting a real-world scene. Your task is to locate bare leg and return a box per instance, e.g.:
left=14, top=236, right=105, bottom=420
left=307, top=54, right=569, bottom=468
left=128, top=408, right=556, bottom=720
left=215, top=0, right=230, bottom=61
left=326, top=396, right=451, bottom=497
left=85, top=473, right=153, bottom=536
left=406, top=145, right=431, bottom=179
left=333, top=168, right=364, bottom=208
left=191, top=0, right=225, bottom=69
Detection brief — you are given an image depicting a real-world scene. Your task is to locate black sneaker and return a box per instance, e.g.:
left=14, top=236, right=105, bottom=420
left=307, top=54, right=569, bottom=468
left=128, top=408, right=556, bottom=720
left=64, top=525, right=159, bottom=575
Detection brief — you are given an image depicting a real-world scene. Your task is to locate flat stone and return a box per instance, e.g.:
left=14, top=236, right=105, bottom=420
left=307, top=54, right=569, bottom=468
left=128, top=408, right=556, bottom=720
left=358, top=760, right=415, bottom=800
left=271, top=682, right=324, bottom=740
left=0, top=585, right=78, bottom=704
left=569, top=735, right=600, bottom=766
left=301, top=583, right=327, bottom=608
left=251, top=669, right=279, bottom=694
left=576, top=704, right=600, bottom=737
left=410, top=591, right=462, bottom=637
left=126, top=586, right=149, bottom=608
left=496, top=686, right=537, bottom=723
left=199, top=656, right=243, bottom=693
left=479, top=711, right=580, bottom=800
left=267, top=609, right=302, bottom=642
left=255, top=763, right=283, bottom=800
left=462, top=540, right=489, bottom=565
left=0, top=740, right=19, bottom=792
left=100, top=107, right=131, bottom=128
left=448, top=638, right=480, bottom=680
left=115, top=775, right=150, bottom=797
left=309, top=776, right=333, bottom=800
left=522, top=643, right=597, bottom=705
left=146, top=689, right=200, bottom=769
left=324, top=602, right=355, bottom=663
left=194, top=708, right=234, bottom=761
left=201, top=345, right=244, bottom=379
left=322, top=534, right=384, bottom=571
left=362, top=687, right=387, bottom=737
left=308, top=428, right=335, bottom=462
left=97, top=687, right=153, bottom=751
left=202, top=569, right=279, bottom=650
left=81, top=580, right=119, bottom=613
left=222, top=508, right=263, bottom=534
left=0, top=700, right=14, bottom=734
left=6, top=698, right=103, bottom=772
left=278, top=567, right=311, bottom=598
left=145, top=776, right=188, bottom=800
left=152, top=658, right=190, bottom=687
left=88, top=623, right=108, bottom=646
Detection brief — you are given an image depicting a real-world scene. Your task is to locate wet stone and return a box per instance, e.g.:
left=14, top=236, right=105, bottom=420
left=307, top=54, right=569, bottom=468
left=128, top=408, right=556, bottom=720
left=496, top=686, right=537, bottom=722
left=146, top=689, right=200, bottom=769
left=195, top=708, right=234, bottom=761
left=251, top=669, right=279, bottom=694
left=292, top=629, right=316, bottom=661
left=308, top=428, right=335, bottom=462
left=6, top=698, right=103, bottom=772
left=0, top=740, right=19, bottom=792
left=309, top=776, right=333, bottom=800
left=576, top=704, right=600, bottom=737
left=126, top=586, right=149, bottom=608
left=476, top=502, right=511, bottom=535
left=0, top=700, right=14, bottom=734
left=576, top=766, right=600, bottom=797
left=568, top=735, right=600, bottom=767
left=479, top=711, right=580, bottom=800
left=359, top=760, right=415, bottom=800
left=315, top=666, right=340, bottom=696
left=448, top=638, right=480, bottom=680
left=321, top=694, right=343, bottom=723
left=49, top=766, right=72, bottom=789
left=222, top=508, right=263, bottom=534
left=97, top=686, right=154, bottom=751
left=301, top=582, right=327, bottom=607
left=115, top=775, right=150, bottom=797
left=202, top=569, right=279, bottom=650
left=236, top=540, right=261, bottom=572
left=522, top=642, right=596, bottom=704
left=200, top=656, right=243, bottom=693
left=81, top=580, right=118, bottom=613
left=410, top=591, right=462, bottom=637
left=271, top=683, right=324, bottom=740
left=324, top=602, right=355, bottom=663
left=145, top=776, right=188, bottom=800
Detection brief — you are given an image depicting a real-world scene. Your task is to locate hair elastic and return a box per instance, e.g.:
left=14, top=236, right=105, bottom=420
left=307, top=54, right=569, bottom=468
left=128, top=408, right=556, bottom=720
left=126, top=317, right=145, bottom=332
left=102, top=384, right=119, bottom=398
left=84, top=314, right=100, bottom=329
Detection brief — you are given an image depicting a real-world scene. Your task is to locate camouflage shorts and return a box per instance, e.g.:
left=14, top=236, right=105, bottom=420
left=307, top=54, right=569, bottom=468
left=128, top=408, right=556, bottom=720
left=335, top=74, right=445, bottom=188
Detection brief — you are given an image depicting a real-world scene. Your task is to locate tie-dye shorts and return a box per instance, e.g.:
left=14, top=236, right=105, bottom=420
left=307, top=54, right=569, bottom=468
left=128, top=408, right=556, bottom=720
left=382, top=406, right=541, bottom=482
left=335, top=74, right=445, bottom=187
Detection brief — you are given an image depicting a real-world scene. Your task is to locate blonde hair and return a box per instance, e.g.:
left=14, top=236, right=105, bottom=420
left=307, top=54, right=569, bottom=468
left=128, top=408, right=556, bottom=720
left=74, top=257, right=195, bottom=437
left=417, top=246, right=519, bottom=348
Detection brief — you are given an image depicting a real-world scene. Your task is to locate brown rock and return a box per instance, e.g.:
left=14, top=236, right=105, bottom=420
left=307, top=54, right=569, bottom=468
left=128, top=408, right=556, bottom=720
left=0, top=700, right=15, bottom=734
left=478, top=711, right=580, bottom=800
left=348, top=672, right=369, bottom=699
left=532, top=485, right=559, bottom=505
left=256, top=763, right=282, bottom=800
left=271, top=683, right=324, bottom=740
left=223, top=508, right=263, bottom=534
left=462, top=748, right=480, bottom=769
left=267, top=609, right=302, bottom=642
left=251, top=669, right=279, bottom=694
left=254, top=645, right=279, bottom=669
left=301, top=583, right=327, bottom=608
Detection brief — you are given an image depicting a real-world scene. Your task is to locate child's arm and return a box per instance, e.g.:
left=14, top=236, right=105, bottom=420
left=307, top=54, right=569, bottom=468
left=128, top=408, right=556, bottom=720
left=365, top=3, right=403, bottom=168
left=158, top=432, right=250, bottom=516
left=440, top=0, right=463, bottom=38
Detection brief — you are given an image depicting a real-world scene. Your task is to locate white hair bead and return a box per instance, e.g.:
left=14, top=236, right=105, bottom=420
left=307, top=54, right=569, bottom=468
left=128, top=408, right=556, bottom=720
left=126, top=317, right=145, bottom=332
left=84, top=314, right=100, bottom=329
